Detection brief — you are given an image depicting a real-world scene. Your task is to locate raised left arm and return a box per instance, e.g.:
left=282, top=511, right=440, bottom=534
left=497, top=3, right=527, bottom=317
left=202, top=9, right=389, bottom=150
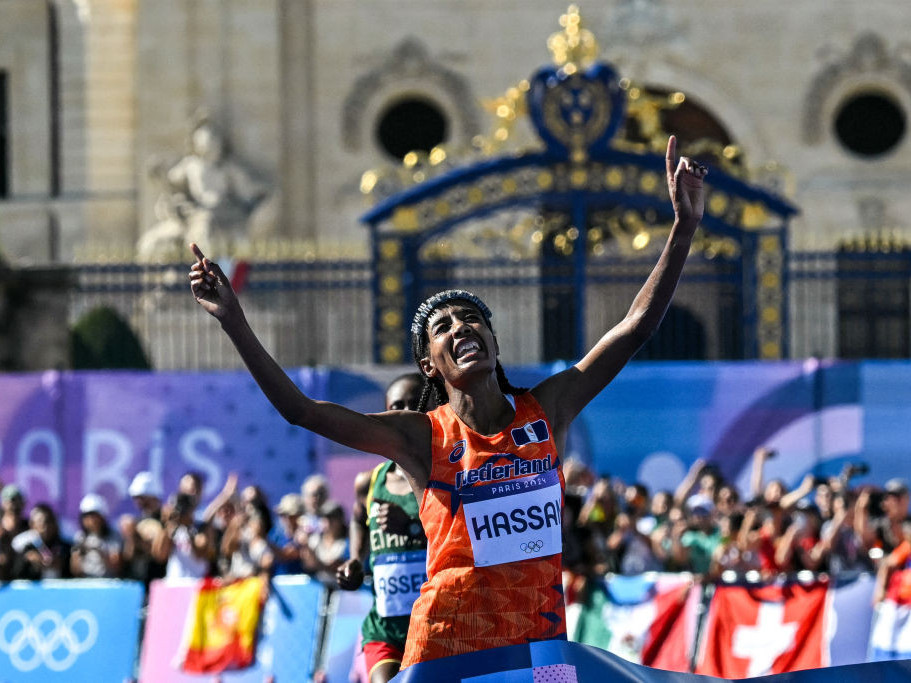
left=534, top=135, right=706, bottom=433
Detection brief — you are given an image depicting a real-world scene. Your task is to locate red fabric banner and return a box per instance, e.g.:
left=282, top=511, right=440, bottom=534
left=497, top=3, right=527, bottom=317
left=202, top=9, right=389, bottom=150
left=696, top=580, right=829, bottom=678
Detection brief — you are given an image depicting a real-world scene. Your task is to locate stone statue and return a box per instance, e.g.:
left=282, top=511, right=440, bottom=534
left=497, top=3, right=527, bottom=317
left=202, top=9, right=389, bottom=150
left=137, top=113, right=276, bottom=260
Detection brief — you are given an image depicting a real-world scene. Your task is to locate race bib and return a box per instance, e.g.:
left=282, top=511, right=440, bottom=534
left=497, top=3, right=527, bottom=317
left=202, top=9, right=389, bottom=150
left=461, top=468, right=562, bottom=568
left=372, top=550, right=427, bottom=617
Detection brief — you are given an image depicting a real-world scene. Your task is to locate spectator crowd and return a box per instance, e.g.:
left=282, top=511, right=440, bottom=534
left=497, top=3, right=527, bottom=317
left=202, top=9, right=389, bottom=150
left=0, top=448, right=907, bottom=603
left=0, top=470, right=350, bottom=590
left=561, top=448, right=911, bottom=607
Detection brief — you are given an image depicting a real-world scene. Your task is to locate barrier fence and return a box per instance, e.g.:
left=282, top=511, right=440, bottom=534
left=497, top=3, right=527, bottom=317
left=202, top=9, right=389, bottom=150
left=0, top=571, right=902, bottom=682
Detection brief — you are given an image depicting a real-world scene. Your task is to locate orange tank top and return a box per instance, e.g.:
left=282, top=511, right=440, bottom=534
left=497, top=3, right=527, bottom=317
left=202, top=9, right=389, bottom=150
left=401, top=392, right=566, bottom=668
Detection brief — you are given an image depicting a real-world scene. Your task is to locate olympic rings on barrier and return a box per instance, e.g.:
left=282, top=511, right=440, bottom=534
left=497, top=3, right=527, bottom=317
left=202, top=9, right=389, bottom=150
left=520, top=540, right=544, bottom=553
left=0, top=609, right=98, bottom=672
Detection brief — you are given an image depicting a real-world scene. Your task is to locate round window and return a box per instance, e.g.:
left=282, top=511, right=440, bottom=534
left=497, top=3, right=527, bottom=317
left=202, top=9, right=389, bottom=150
left=376, top=98, right=448, bottom=160
left=834, top=92, right=906, bottom=157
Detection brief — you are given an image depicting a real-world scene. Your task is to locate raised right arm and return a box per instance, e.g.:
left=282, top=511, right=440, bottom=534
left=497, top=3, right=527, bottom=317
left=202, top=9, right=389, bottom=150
left=188, top=244, right=431, bottom=485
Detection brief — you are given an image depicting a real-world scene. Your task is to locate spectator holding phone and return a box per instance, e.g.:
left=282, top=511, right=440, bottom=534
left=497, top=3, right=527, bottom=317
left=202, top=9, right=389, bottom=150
left=222, top=501, right=274, bottom=581
left=120, top=471, right=167, bottom=587
left=71, top=494, right=122, bottom=578
left=271, top=493, right=306, bottom=575
left=675, top=459, right=722, bottom=513
left=12, top=504, right=72, bottom=580
left=153, top=491, right=216, bottom=578
left=299, top=501, right=349, bottom=585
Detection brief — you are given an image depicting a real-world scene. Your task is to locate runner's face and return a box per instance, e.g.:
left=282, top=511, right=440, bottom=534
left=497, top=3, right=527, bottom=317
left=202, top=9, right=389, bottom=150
left=422, top=302, right=497, bottom=383
left=385, top=378, right=422, bottom=411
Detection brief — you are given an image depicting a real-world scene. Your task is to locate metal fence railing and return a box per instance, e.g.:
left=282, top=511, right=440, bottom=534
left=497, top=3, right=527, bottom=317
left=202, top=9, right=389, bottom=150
left=789, top=251, right=911, bottom=360
left=68, top=251, right=911, bottom=370
left=71, top=261, right=374, bottom=370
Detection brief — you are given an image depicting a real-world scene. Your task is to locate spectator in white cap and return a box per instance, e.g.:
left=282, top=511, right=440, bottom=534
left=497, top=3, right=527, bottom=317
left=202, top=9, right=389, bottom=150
left=128, top=471, right=163, bottom=521
left=72, top=493, right=121, bottom=578
left=271, top=493, right=305, bottom=575
left=300, top=474, right=329, bottom=536
left=121, top=472, right=167, bottom=587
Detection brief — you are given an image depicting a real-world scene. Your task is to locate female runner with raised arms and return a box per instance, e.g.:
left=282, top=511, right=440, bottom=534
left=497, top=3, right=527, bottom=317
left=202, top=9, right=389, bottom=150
left=188, top=136, right=706, bottom=667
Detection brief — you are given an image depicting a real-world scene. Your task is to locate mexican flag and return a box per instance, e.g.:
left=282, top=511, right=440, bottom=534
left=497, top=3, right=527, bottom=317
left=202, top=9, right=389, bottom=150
left=180, top=575, right=265, bottom=673
left=570, top=573, right=698, bottom=672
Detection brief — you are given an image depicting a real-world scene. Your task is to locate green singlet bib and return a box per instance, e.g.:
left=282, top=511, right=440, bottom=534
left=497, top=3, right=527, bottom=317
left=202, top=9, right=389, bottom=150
left=361, top=461, right=427, bottom=647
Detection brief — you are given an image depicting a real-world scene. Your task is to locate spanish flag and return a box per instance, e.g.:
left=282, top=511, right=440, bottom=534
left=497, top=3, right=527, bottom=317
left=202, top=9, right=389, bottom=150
left=180, top=576, right=265, bottom=673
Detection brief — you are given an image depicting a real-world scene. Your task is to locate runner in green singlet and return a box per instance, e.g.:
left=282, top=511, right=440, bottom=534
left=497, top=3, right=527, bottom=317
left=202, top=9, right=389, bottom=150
left=336, top=374, right=427, bottom=683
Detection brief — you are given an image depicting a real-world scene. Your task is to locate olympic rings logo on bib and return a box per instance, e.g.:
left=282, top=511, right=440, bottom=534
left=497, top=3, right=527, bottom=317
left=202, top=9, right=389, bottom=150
left=462, top=469, right=562, bottom=567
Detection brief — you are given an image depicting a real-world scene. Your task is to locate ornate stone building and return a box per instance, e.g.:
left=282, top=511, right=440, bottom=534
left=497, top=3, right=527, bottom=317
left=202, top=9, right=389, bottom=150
left=1, top=1, right=910, bottom=365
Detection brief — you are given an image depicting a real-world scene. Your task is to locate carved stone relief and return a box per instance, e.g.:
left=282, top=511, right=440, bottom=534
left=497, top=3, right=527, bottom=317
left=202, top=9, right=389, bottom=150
left=602, top=0, right=680, bottom=49
left=137, top=112, right=276, bottom=260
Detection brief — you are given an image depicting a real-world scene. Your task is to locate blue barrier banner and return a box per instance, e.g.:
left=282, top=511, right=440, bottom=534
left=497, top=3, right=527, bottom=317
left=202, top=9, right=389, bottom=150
left=321, top=588, right=375, bottom=683
left=249, top=576, right=326, bottom=681
left=829, top=574, right=875, bottom=666
left=0, top=579, right=143, bottom=682
left=324, top=360, right=911, bottom=497
left=140, top=575, right=325, bottom=682
left=392, top=639, right=911, bottom=683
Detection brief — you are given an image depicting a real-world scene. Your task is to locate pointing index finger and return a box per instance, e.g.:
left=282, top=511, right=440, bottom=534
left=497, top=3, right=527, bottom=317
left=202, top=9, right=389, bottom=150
left=666, top=135, right=678, bottom=182
left=190, top=242, right=206, bottom=264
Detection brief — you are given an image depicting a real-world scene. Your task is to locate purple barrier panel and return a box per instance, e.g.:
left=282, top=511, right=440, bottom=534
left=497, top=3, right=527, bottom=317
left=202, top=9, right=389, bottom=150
left=0, top=369, right=329, bottom=530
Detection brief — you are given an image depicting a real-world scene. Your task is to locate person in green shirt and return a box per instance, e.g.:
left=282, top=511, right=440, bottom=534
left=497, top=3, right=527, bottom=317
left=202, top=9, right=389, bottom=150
left=680, top=502, right=721, bottom=575
left=336, top=374, right=428, bottom=683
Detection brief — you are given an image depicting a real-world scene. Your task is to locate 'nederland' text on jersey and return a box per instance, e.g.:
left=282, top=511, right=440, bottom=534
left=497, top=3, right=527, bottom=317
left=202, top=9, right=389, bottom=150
left=454, top=454, right=554, bottom=490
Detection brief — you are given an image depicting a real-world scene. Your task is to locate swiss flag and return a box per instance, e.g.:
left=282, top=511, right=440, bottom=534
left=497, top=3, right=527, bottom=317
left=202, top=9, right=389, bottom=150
left=695, top=580, right=829, bottom=678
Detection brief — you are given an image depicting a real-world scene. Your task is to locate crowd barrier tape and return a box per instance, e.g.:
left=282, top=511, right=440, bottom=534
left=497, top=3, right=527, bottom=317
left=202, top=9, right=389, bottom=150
left=0, top=579, right=143, bottom=682
left=139, top=575, right=325, bottom=682
left=391, top=639, right=911, bottom=683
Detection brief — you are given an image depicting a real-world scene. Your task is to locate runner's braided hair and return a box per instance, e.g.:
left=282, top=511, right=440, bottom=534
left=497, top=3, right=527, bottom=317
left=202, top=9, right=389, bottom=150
left=410, top=290, right=528, bottom=412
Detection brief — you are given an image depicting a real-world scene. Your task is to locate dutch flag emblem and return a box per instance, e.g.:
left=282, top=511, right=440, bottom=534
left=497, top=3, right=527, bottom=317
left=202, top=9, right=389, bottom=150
left=511, top=419, right=549, bottom=446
